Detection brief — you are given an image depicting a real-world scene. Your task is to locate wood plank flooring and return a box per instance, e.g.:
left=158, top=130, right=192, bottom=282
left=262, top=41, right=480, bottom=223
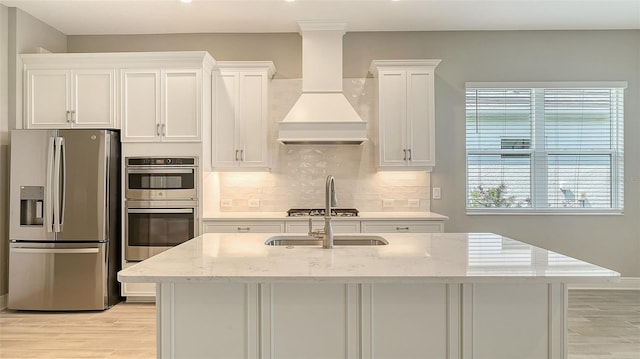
left=0, top=290, right=638, bottom=358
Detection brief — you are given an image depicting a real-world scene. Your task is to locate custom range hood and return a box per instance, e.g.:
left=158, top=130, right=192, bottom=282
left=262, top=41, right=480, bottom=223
left=278, top=21, right=367, bottom=145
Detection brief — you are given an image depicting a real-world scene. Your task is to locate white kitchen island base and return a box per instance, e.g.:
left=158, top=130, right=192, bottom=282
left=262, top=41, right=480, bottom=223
left=157, top=281, right=567, bottom=359
left=119, top=233, right=618, bottom=359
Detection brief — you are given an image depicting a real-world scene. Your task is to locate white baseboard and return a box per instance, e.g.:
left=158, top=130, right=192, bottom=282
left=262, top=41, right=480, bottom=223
left=0, top=294, right=7, bottom=310
left=569, top=277, right=640, bottom=290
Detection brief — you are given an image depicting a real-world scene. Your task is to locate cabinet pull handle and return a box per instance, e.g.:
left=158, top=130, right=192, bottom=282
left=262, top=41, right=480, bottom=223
left=407, top=149, right=412, bottom=160
left=237, top=227, right=250, bottom=232
left=66, top=111, right=71, bottom=123
left=156, top=124, right=160, bottom=136
left=403, top=149, right=407, bottom=161
left=396, top=226, right=410, bottom=231
left=162, top=123, right=166, bottom=136
left=235, top=150, right=240, bottom=161
left=240, top=150, right=244, bottom=161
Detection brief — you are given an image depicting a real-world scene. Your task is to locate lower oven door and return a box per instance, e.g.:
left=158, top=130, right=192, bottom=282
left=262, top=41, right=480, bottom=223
left=125, top=201, right=197, bottom=261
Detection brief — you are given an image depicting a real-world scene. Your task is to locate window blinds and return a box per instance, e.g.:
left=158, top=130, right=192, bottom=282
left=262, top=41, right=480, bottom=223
left=466, top=84, right=625, bottom=212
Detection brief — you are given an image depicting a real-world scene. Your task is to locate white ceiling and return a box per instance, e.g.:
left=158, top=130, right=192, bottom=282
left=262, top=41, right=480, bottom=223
left=2, top=0, right=639, bottom=35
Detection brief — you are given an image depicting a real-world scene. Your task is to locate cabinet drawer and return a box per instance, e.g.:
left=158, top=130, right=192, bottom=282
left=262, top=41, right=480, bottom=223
left=286, top=220, right=361, bottom=234
left=203, top=221, right=285, bottom=233
left=361, top=221, right=444, bottom=233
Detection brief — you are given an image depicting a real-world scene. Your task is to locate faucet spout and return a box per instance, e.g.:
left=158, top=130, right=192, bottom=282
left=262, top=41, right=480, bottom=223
left=324, top=175, right=336, bottom=248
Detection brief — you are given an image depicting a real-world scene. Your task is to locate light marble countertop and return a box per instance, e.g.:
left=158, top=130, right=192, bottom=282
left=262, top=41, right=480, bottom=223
left=118, top=232, right=619, bottom=284
left=202, top=211, right=449, bottom=221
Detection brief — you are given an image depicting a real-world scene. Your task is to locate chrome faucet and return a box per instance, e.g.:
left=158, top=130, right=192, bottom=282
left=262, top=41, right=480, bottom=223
left=307, top=175, right=337, bottom=248
left=323, top=175, right=337, bottom=248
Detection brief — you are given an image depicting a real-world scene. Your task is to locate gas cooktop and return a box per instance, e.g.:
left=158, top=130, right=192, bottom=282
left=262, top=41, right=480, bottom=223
left=287, top=208, right=359, bottom=217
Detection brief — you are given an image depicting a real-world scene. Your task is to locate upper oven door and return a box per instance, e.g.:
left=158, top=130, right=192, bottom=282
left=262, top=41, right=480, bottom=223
left=126, top=167, right=196, bottom=200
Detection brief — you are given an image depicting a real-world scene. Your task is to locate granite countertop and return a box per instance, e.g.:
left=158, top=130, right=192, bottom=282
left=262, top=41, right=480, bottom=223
left=118, top=232, right=619, bottom=284
left=202, top=211, right=449, bottom=221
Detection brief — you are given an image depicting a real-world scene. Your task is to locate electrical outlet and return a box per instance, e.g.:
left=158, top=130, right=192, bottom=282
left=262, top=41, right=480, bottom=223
left=383, top=199, right=394, bottom=208
left=408, top=199, right=420, bottom=207
left=248, top=199, right=260, bottom=208
left=221, top=199, right=232, bottom=207
left=432, top=187, right=442, bottom=200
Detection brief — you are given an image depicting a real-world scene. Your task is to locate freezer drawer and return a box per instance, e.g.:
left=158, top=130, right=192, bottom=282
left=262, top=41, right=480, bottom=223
left=8, top=242, right=108, bottom=311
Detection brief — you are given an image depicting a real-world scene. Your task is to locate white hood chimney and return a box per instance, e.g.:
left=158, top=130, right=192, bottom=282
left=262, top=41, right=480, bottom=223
left=277, top=21, right=367, bottom=145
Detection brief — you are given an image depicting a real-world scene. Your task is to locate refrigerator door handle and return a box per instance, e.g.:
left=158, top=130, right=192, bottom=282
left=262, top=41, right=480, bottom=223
left=59, top=137, right=67, bottom=230
left=11, top=248, right=100, bottom=254
left=45, top=137, right=55, bottom=233
left=52, top=137, right=63, bottom=233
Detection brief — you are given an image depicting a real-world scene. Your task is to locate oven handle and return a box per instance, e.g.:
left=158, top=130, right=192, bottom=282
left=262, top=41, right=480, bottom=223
left=127, top=208, right=194, bottom=214
left=126, top=169, right=194, bottom=174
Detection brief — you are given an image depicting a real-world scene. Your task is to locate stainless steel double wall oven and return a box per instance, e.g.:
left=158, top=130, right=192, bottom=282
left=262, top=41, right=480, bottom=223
left=125, top=157, right=198, bottom=261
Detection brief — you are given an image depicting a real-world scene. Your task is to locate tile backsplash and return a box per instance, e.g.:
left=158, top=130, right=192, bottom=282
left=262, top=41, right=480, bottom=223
left=203, top=78, right=431, bottom=213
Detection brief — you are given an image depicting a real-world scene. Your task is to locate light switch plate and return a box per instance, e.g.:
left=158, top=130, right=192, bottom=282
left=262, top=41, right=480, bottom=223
left=248, top=199, right=260, bottom=208
left=383, top=199, right=394, bottom=208
left=221, top=199, right=232, bottom=207
left=408, top=199, right=420, bottom=207
left=432, top=187, right=442, bottom=200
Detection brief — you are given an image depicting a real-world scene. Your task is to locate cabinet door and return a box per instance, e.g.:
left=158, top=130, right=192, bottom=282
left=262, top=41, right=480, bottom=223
left=378, top=71, right=407, bottom=168
left=121, top=69, right=161, bottom=142
left=239, top=72, right=268, bottom=167
left=212, top=72, right=240, bottom=167
left=162, top=69, right=201, bottom=142
left=361, top=220, right=444, bottom=233
left=203, top=221, right=285, bottom=233
left=406, top=69, right=435, bottom=167
left=25, top=69, right=71, bottom=129
left=72, top=69, right=116, bottom=128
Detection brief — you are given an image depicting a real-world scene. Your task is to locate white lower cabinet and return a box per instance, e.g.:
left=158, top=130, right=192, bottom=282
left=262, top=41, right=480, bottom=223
left=121, top=262, right=155, bottom=300
left=361, top=220, right=444, bottom=233
left=157, top=282, right=565, bottom=359
left=286, top=219, right=361, bottom=234
left=203, top=220, right=285, bottom=233
left=204, top=219, right=444, bottom=234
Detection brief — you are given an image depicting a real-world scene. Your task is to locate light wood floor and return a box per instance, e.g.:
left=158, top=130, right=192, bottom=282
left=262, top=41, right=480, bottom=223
left=0, top=290, right=638, bottom=358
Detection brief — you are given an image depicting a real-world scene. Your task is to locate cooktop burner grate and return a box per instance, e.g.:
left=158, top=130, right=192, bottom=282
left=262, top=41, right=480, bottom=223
left=287, top=208, right=359, bottom=217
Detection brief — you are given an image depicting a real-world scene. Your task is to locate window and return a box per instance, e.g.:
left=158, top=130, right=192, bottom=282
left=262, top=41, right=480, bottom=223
left=466, top=82, right=626, bottom=213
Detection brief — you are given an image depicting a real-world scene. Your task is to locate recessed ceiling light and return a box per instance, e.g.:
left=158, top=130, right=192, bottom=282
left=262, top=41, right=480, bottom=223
left=285, top=0, right=295, bottom=2
left=180, top=0, right=192, bottom=3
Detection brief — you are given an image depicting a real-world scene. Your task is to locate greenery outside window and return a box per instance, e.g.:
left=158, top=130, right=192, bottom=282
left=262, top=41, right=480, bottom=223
left=465, top=82, right=626, bottom=213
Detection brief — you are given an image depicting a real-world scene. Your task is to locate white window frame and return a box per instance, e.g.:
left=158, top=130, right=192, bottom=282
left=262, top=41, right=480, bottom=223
left=465, top=81, right=626, bottom=215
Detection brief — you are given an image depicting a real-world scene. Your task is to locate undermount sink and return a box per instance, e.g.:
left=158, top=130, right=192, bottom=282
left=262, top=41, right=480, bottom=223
left=265, top=235, right=388, bottom=247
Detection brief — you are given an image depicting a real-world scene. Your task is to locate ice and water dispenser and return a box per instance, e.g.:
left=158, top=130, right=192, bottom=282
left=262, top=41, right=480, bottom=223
left=20, top=186, right=44, bottom=226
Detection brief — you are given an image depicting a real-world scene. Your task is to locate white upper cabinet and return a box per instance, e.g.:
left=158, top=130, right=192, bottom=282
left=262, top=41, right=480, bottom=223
left=121, top=69, right=161, bottom=141
left=24, top=63, right=116, bottom=129
left=21, top=52, right=214, bottom=141
left=122, top=68, right=204, bottom=142
left=212, top=62, right=275, bottom=170
left=120, top=52, right=214, bottom=143
left=370, top=60, right=441, bottom=171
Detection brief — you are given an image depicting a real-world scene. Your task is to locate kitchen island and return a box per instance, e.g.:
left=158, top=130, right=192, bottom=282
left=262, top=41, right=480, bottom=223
left=118, top=232, right=618, bottom=359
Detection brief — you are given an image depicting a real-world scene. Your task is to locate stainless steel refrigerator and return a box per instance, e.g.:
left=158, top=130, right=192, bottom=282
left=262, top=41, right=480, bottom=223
left=8, top=129, right=121, bottom=311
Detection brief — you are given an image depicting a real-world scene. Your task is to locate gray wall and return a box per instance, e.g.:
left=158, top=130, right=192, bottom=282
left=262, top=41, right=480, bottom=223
left=0, top=5, right=67, bottom=300
left=68, top=30, right=640, bottom=277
